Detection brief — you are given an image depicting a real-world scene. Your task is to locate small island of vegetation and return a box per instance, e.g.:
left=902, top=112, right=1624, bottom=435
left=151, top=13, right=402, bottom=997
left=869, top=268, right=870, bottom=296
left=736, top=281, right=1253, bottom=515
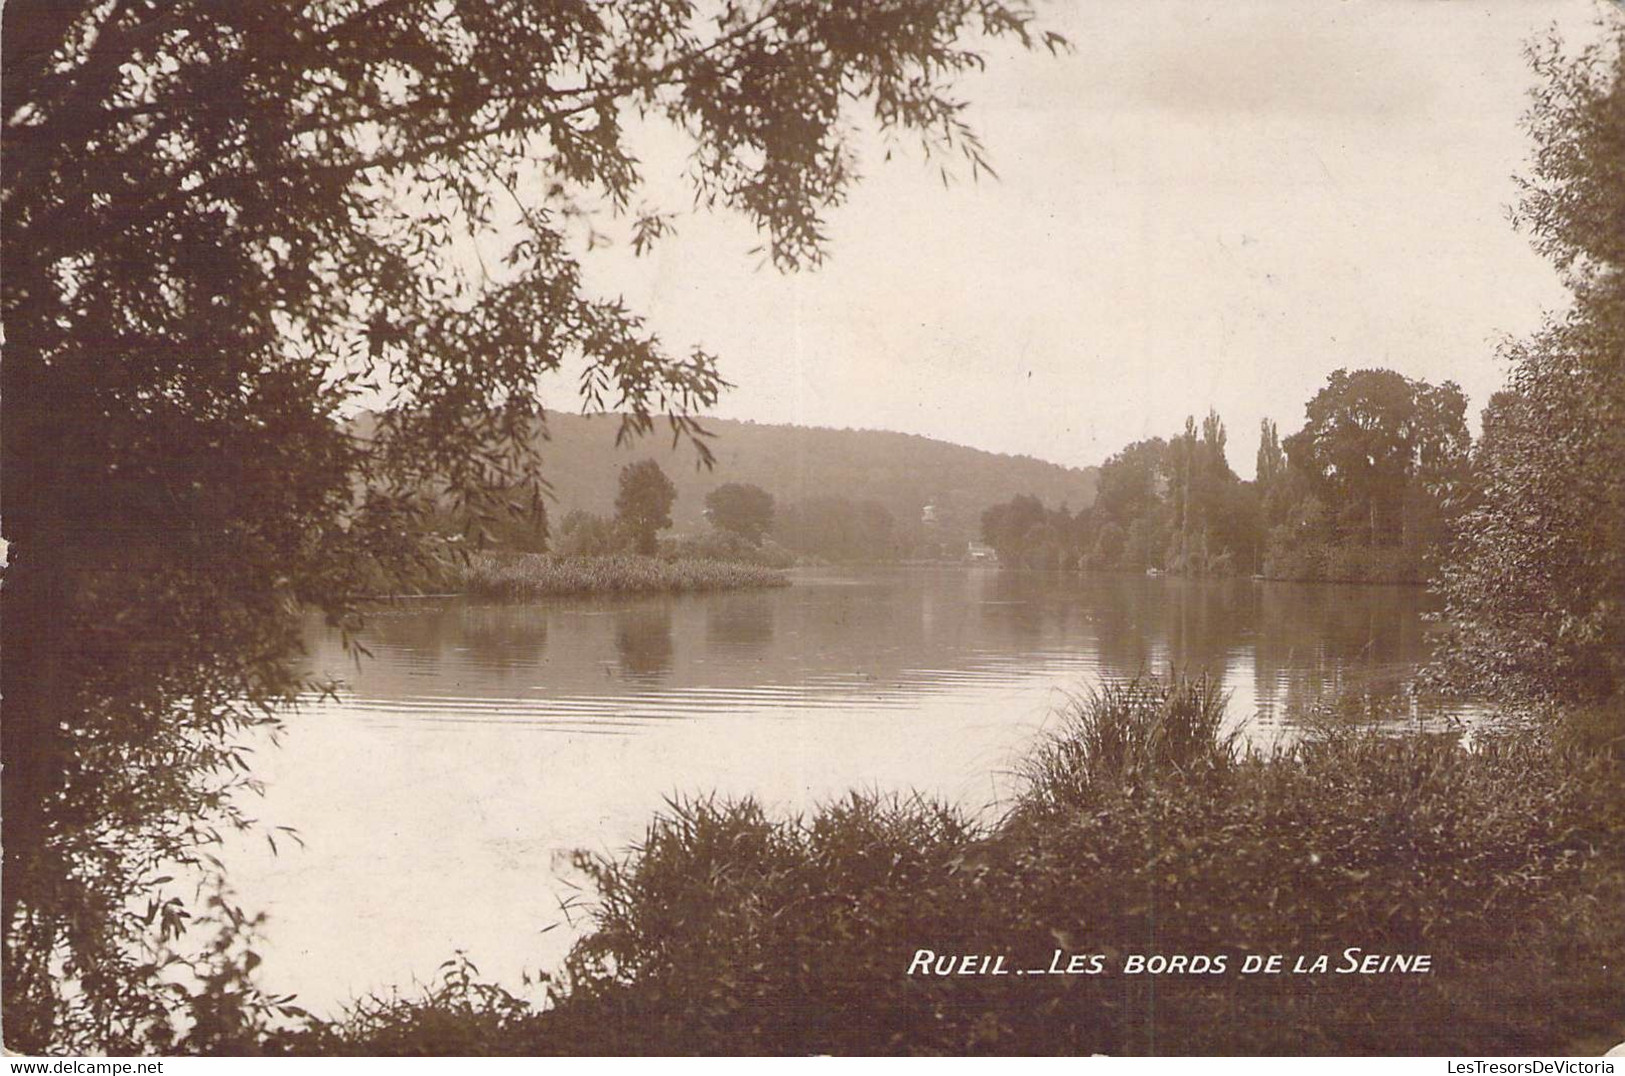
left=453, top=552, right=788, bottom=599
left=392, top=462, right=793, bottom=598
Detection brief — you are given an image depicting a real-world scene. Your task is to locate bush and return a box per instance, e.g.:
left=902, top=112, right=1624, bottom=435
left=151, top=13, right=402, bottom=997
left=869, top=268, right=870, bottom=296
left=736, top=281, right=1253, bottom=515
left=659, top=531, right=796, bottom=569
left=1262, top=530, right=1326, bottom=581
left=541, top=792, right=982, bottom=1055
left=1265, top=539, right=1423, bottom=584
left=270, top=956, right=535, bottom=1057
left=555, top=511, right=629, bottom=557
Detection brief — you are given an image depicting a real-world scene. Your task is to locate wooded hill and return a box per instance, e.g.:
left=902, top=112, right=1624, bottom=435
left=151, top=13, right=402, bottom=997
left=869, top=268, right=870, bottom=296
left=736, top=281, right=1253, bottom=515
left=519, top=413, right=1098, bottom=554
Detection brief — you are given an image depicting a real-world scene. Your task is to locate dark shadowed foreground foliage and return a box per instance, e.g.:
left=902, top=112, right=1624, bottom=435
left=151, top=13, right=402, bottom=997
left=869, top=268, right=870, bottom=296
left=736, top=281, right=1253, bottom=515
left=235, top=674, right=1623, bottom=1057
left=1431, top=26, right=1625, bottom=704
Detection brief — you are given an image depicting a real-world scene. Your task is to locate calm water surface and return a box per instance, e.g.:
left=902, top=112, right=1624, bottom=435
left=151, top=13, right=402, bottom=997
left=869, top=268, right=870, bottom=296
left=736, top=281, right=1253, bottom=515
left=221, top=567, right=1467, bottom=1015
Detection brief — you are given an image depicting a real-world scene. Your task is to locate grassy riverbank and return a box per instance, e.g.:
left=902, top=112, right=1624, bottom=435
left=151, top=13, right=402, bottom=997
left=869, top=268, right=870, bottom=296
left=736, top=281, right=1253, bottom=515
left=262, top=676, right=1623, bottom=1056
left=363, top=551, right=790, bottom=599
left=455, top=552, right=790, bottom=598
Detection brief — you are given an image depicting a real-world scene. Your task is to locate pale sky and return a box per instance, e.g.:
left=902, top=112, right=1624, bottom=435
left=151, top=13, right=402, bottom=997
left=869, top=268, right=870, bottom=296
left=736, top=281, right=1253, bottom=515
left=553, top=0, right=1613, bottom=478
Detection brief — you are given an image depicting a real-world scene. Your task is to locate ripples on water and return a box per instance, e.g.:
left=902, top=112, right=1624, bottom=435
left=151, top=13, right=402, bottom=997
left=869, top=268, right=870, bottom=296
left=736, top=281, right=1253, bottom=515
left=223, top=567, right=1475, bottom=1016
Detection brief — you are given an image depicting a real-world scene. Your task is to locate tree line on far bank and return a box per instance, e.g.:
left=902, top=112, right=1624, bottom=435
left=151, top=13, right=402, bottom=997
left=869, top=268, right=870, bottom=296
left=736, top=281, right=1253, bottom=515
left=981, top=367, right=1472, bottom=584
left=452, top=364, right=1474, bottom=582
left=444, top=458, right=906, bottom=567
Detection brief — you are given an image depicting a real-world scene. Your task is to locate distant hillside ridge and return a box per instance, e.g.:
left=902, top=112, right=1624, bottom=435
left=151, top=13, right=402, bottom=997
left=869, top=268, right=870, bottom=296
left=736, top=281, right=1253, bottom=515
left=515, top=413, right=1097, bottom=551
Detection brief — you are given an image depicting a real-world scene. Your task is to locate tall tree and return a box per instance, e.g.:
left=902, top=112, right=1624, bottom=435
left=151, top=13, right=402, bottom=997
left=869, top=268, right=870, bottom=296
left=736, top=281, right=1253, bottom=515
left=1283, top=369, right=1469, bottom=549
left=1094, top=438, right=1169, bottom=530
left=1255, top=417, right=1295, bottom=562
left=705, top=483, right=776, bottom=545
left=1433, top=24, right=1625, bottom=703
left=616, top=460, right=679, bottom=555
left=1256, top=419, right=1285, bottom=503
left=980, top=494, right=1047, bottom=564
left=1163, top=410, right=1243, bottom=574
left=0, top=0, right=1059, bottom=1049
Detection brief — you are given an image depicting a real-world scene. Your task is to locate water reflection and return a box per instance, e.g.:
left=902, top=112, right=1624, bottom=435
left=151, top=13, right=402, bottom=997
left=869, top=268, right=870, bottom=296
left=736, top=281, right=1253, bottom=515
left=297, top=567, right=1471, bottom=737
left=705, top=593, right=775, bottom=650
left=614, top=605, right=674, bottom=682
left=461, top=603, right=550, bottom=662
left=247, top=567, right=1474, bottom=1017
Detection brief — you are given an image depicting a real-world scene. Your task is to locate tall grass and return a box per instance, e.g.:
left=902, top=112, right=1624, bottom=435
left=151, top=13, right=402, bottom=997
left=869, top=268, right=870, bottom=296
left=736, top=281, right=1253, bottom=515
left=453, top=552, right=789, bottom=599
left=1018, top=673, right=1239, bottom=814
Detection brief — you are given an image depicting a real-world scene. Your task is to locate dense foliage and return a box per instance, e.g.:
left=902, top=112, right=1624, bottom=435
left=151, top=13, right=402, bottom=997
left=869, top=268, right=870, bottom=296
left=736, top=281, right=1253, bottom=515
left=704, top=483, right=776, bottom=545
left=979, top=377, right=1468, bottom=583
left=659, top=529, right=797, bottom=568
left=419, top=413, right=1095, bottom=562
left=1271, top=370, right=1469, bottom=582
left=979, top=494, right=1066, bottom=567
left=774, top=496, right=900, bottom=562
left=614, top=460, right=678, bottom=555
left=1, top=0, right=1059, bottom=1050
left=1432, top=27, right=1625, bottom=706
left=554, top=509, right=629, bottom=557
left=979, top=413, right=1249, bottom=575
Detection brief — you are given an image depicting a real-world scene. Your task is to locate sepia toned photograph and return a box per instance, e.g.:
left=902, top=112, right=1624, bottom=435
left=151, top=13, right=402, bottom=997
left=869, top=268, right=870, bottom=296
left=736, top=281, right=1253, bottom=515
left=3, top=0, right=1624, bottom=1058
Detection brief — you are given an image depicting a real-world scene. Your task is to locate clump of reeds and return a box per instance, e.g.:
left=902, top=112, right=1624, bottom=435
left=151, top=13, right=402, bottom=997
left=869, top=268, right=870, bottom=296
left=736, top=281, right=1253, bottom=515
left=1018, top=672, right=1239, bottom=814
left=453, top=553, right=790, bottom=599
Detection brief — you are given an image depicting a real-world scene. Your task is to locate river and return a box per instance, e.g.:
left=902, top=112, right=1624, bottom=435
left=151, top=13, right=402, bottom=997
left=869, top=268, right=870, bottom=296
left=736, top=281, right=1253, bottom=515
left=218, top=566, right=1471, bottom=1016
